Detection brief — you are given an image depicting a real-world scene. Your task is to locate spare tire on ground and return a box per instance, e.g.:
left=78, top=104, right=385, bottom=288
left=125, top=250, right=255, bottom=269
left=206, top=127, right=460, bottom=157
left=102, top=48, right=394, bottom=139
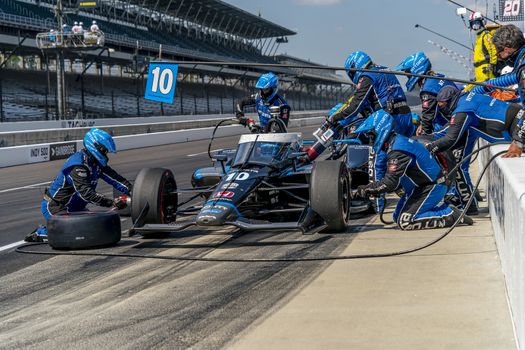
left=47, top=211, right=121, bottom=250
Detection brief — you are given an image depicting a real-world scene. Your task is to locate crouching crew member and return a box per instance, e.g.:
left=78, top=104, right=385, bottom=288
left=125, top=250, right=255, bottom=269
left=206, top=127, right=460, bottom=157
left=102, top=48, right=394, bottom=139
left=426, top=86, right=525, bottom=158
left=353, top=110, right=473, bottom=230
left=25, top=128, right=132, bottom=242
left=235, top=72, right=291, bottom=133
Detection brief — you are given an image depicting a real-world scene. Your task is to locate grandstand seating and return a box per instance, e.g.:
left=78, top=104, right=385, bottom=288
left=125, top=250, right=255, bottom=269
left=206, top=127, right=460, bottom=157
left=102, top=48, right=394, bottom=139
left=0, top=0, right=276, bottom=63
left=0, top=68, right=333, bottom=120
left=0, top=1, right=340, bottom=120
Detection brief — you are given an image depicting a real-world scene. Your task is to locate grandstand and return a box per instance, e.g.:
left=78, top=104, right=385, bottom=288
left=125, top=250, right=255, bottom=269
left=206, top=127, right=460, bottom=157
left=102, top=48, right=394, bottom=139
left=0, top=0, right=350, bottom=121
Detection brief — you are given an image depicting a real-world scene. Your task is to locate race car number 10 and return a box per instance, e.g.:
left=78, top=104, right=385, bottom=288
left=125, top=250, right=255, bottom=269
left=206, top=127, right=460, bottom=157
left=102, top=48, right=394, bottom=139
left=145, top=63, right=179, bottom=103
left=225, top=172, right=250, bottom=181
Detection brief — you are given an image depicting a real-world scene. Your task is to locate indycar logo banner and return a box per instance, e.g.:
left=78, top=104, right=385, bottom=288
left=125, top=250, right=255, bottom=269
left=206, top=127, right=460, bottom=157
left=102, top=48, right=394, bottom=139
left=500, top=0, right=524, bottom=22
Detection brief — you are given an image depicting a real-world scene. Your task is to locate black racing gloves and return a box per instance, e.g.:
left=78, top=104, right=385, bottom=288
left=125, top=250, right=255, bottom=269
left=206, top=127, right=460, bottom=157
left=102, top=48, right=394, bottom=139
left=425, top=142, right=439, bottom=155
left=354, top=185, right=369, bottom=199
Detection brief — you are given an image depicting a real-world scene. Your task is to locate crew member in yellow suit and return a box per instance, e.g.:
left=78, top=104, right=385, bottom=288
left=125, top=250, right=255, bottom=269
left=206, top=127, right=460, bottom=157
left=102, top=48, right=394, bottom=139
left=470, top=12, right=499, bottom=82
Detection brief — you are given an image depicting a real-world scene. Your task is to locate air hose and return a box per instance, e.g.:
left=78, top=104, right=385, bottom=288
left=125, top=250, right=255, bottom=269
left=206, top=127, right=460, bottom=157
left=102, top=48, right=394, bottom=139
left=208, top=118, right=237, bottom=159
left=16, top=144, right=508, bottom=262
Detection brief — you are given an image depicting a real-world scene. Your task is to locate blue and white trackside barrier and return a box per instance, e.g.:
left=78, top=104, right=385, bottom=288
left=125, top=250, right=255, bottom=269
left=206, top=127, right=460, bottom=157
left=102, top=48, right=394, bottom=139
left=481, top=143, right=525, bottom=349
left=0, top=115, right=325, bottom=168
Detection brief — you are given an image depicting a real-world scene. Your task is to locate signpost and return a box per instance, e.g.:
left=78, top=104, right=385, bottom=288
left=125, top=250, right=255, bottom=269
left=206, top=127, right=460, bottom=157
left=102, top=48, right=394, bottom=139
left=144, top=63, right=178, bottom=104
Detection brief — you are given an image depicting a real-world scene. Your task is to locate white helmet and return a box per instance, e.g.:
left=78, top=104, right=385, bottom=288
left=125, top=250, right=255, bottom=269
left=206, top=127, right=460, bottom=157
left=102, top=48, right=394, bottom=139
left=74, top=21, right=78, bottom=25
left=92, top=20, right=97, bottom=24
left=469, top=12, right=485, bottom=31
left=79, top=22, right=83, bottom=25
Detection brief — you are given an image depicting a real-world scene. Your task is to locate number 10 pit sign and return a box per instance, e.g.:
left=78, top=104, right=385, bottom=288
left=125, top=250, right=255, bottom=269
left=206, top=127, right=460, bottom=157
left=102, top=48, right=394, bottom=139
left=145, top=63, right=178, bottom=103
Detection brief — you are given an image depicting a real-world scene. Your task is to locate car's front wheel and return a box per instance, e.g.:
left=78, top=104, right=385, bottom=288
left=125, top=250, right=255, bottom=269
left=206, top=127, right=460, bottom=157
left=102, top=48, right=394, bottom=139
left=309, top=160, right=351, bottom=232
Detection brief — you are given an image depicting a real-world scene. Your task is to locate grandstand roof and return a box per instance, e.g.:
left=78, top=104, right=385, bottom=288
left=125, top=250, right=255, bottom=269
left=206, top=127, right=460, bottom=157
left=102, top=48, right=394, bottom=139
left=128, top=0, right=296, bottom=39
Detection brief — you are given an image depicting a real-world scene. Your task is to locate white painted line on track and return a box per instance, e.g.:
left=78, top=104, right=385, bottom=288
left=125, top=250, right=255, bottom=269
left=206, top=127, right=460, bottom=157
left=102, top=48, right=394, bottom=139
left=0, top=240, right=25, bottom=252
left=0, top=181, right=51, bottom=194
left=187, top=149, right=222, bottom=157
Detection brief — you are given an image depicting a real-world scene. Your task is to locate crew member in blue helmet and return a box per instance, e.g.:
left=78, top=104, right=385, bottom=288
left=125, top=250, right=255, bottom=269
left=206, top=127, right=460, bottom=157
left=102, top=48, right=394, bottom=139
left=328, top=51, right=418, bottom=137
left=396, top=52, right=480, bottom=214
left=325, top=51, right=418, bottom=213
left=395, top=51, right=458, bottom=135
left=25, top=128, right=132, bottom=242
left=235, top=72, right=291, bottom=133
left=353, top=110, right=473, bottom=230
left=426, top=86, right=525, bottom=158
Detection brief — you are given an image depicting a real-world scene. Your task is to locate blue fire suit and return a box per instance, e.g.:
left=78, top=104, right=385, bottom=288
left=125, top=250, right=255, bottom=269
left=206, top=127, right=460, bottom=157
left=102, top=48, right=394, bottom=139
left=360, top=134, right=456, bottom=230
left=329, top=67, right=418, bottom=213
left=428, top=92, right=525, bottom=153
left=235, top=93, right=291, bottom=128
left=42, top=150, right=132, bottom=221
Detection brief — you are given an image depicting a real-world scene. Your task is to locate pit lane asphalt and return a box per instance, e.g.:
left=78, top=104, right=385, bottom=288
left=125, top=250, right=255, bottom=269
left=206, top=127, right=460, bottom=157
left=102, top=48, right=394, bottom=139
left=0, top=125, right=376, bottom=349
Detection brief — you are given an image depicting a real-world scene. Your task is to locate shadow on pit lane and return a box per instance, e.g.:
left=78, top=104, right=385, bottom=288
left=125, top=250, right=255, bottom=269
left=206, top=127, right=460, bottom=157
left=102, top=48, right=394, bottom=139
left=132, top=235, right=333, bottom=250
left=348, top=224, right=396, bottom=234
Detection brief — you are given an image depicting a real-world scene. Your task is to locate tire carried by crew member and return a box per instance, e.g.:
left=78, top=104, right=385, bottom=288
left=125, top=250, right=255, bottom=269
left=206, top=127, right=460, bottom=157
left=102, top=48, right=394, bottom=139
left=47, top=211, right=121, bottom=250
left=310, top=160, right=351, bottom=232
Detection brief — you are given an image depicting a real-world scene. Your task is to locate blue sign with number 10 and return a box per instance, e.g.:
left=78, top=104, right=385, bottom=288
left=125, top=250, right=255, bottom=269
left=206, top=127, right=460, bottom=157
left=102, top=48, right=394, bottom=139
left=145, top=63, right=178, bottom=103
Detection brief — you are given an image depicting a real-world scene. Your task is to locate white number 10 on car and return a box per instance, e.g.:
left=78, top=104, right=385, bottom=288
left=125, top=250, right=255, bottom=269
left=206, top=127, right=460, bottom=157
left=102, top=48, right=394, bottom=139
left=144, top=63, right=178, bottom=103
left=225, top=172, right=250, bottom=181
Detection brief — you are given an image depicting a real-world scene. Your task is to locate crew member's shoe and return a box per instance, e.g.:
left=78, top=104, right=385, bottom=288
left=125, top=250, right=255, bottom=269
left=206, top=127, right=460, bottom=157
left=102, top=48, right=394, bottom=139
left=24, top=225, right=48, bottom=242
left=448, top=205, right=474, bottom=226
left=475, top=189, right=484, bottom=202
left=466, top=202, right=479, bottom=216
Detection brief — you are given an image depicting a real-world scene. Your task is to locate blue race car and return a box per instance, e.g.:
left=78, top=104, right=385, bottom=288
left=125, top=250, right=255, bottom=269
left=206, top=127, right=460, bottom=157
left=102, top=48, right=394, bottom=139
left=130, top=132, right=371, bottom=236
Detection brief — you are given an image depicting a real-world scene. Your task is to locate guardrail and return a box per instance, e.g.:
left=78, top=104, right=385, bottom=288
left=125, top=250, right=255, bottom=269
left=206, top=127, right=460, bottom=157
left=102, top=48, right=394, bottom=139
left=0, top=113, right=325, bottom=167
left=36, top=31, right=105, bottom=49
left=480, top=143, right=525, bottom=349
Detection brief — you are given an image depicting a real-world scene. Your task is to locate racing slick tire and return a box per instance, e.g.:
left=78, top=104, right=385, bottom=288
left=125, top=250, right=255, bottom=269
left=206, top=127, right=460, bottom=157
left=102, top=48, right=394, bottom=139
left=113, top=187, right=131, bottom=216
left=310, top=160, right=351, bottom=232
left=264, top=118, right=287, bottom=133
left=47, top=211, right=121, bottom=250
left=131, top=168, right=178, bottom=236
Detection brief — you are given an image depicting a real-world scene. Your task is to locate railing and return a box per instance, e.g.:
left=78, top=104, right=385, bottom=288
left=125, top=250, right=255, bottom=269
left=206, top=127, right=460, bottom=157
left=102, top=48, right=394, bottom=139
left=0, top=12, right=280, bottom=65
left=0, top=12, right=54, bottom=31
left=36, top=31, right=105, bottom=49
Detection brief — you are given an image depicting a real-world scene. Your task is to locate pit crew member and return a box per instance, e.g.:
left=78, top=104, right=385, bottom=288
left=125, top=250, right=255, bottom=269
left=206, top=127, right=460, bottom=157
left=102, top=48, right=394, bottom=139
left=354, top=110, right=473, bottom=230
left=426, top=86, right=525, bottom=159
left=25, top=128, right=132, bottom=242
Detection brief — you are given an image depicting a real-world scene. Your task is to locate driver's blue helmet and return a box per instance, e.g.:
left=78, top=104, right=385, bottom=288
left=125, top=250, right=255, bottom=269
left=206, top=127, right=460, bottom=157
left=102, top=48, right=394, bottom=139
left=83, top=128, right=116, bottom=166
left=354, top=110, right=394, bottom=154
left=345, top=51, right=371, bottom=84
left=395, top=52, right=431, bottom=92
left=256, top=72, right=279, bottom=103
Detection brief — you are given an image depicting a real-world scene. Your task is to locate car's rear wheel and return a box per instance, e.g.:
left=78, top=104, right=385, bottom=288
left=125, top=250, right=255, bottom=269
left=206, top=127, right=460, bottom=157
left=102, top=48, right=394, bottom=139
left=48, top=211, right=121, bottom=250
left=310, top=160, right=351, bottom=232
left=264, top=118, right=287, bottom=133
left=131, top=168, right=178, bottom=236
